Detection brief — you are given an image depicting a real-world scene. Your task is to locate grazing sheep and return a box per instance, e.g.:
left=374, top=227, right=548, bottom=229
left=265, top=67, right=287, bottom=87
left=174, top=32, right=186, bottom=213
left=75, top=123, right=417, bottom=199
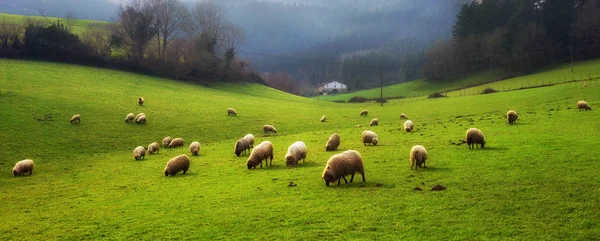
left=12, top=159, right=34, bottom=176
left=164, top=154, right=190, bottom=176
left=400, top=113, right=408, bottom=119
left=244, top=134, right=255, bottom=148
left=285, top=141, right=307, bottom=166
left=321, top=150, right=365, bottom=187
left=577, top=101, right=592, bottom=111
left=135, top=115, right=146, bottom=124
left=125, top=113, right=135, bottom=123
left=135, top=113, right=145, bottom=120
left=359, top=110, right=368, bottom=116
left=148, top=142, right=159, bottom=154
left=404, top=120, right=414, bottom=132
left=409, top=145, right=428, bottom=170
left=325, top=133, right=340, bottom=151
left=361, top=130, right=378, bottom=146
left=321, top=116, right=326, bottom=122
left=234, top=138, right=251, bottom=157
left=263, top=125, right=277, bottom=134
left=507, top=110, right=518, bottom=125
left=227, top=108, right=237, bottom=116
left=162, top=136, right=173, bottom=147
left=465, top=128, right=485, bottom=149
left=70, top=114, right=81, bottom=123
left=189, top=141, right=201, bottom=156
left=133, top=146, right=146, bottom=160
left=246, top=141, right=274, bottom=169
left=138, top=97, right=144, bottom=106
left=369, top=118, right=379, bottom=126
left=169, top=138, right=184, bottom=148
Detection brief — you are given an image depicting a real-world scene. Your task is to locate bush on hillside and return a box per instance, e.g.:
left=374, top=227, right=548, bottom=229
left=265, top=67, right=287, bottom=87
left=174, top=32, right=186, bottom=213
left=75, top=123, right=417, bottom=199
left=481, top=88, right=498, bottom=94
left=428, top=92, right=447, bottom=98
left=348, top=96, right=367, bottom=103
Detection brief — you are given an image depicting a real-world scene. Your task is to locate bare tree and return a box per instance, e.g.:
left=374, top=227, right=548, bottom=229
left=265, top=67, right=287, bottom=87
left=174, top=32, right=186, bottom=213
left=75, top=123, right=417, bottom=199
left=63, top=11, right=76, bottom=31
left=190, top=0, right=225, bottom=54
left=149, top=0, right=189, bottom=62
left=82, top=24, right=117, bottom=57
left=219, top=23, right=246, bottom=52
left=116, top=0, right=159, bottom=61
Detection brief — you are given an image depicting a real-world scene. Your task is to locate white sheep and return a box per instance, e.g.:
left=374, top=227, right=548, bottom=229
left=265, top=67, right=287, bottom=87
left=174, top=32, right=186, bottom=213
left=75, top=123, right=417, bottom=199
left=148, top=142, right=159, bottom=155
left=465, top=128, right=485, bottom=149
left=162, top=136, right=173, bottom=147
left=400, top=113, right=408, bottom=119
left=409, top=145, right=428, bottom=170
left=125, top=113, right=135, bottom=123
left=189, top=141, right=201, bottom=156
left=322, top=150, right=365, bottom=187
left=234, top=138, right=250, bottom=157
left=138, top=97, right=144, bottom=106
left=359, top=110, right=368, bottom=116
left=263, top=125, right=277, bottom=133
left=321, top=116, right=326, bottom=122
left=577, top=101, right=592, bottom=111
left=285, top=141, right=307, bottom=166
left=246, top=141, right=274, bottom=169
left=325, top=133, right=340, bottom=151
left=361, top=130, right=378, bottom=146
left=12, top=159, right=34, bottom=176
left=227, top=108, right=237, bottom=116
left=369, top=118, right=379, bottom=126
left=164, top=154, right=190, bottom=176
left=507, top=110, right=518, bottom=125
left=404, top=120, right=414, bottom=132
left=169, top=138, right=184, bottom=148
left=70, top=114, right=81, bottom=123
left=244, top=134, right=255, bottom=148
left=133, top=146, right=146, bottom=160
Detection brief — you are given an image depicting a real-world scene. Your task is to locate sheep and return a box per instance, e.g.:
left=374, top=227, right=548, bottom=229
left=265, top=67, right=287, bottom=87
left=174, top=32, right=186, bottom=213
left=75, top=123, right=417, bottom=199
left=70, top=114, right=80, bottom=123
left=164, top=154, right=190, bottom=176
left=189, top=141, right=201, bottom=156
left=162, top=136, right=173, bottom=147
left=321, top=116, right=326, bottom=122
left=465, top=128, right=485, bottom=149
left=409, top=145, right=428, bottom=170
left=133, top=146, right=146, bottom=160
left=577, top=101, right=592, bottom=111
left=138, top=97, right=144, bottom=106
left=12, top=159, right=34, bottom=176
left=321, top=150, right=365, bottom=187
left=400, top=113, right=408, bottom=119
left=359, top=110, right=368, bottom=116
left=135, top=114, right=146, bottom=124
left=135, top=113, right=145, bottom=121
left=125, top=113, right=135, bottom=123
left=285, top=141, right=307, bottom=166
left=244, top=134, right=255, bottom=148
left=507, top=110, right=518, bottom=125
left=148, top=142, right=159, bottom=155
left=246, top=141, right=274, bottom=169
left=263, top=125, right=277, bottom=134
left=169, top=138, right=184, bottom=148
left=227, top=108, right=237, bottom=116
left=369, top=118, right=379, bottom=126
left=234, top=138, right=250, bottom=157
left=404, top=120, right=414, bottom=132
left=325, top=133, right=340, bottom=151
left=361, top=130, right=378, bottom=146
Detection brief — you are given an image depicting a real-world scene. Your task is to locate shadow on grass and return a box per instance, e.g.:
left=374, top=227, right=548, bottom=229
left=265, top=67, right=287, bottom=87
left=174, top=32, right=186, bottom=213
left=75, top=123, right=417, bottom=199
left=417, top=167, right=452, bottom=173
left=482, top=146, right=509, bottom=151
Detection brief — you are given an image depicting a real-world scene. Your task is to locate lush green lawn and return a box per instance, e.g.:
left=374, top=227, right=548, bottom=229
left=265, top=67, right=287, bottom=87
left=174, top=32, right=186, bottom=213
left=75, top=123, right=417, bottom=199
left=0, top=13, right=104, bottom=35
left=1, top=59, right=599, bottom=239
left=319, top=58, right=600, bottom=102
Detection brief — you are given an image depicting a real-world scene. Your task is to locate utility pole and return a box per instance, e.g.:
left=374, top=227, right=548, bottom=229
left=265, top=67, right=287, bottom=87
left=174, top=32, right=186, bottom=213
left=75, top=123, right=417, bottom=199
left=380, top=66, right=383, bottom=107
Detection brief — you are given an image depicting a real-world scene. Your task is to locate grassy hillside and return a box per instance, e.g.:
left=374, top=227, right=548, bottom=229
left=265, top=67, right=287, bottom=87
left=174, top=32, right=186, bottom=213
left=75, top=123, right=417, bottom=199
left=319, top=59, right=600, bottom=102
left=0, top=13, right=105, bottom=34
left=1, top=59, right=599, bottom=239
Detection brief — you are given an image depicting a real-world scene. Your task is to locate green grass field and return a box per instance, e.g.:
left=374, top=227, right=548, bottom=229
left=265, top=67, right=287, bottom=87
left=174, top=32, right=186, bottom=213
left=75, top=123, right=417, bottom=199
left=0, top=13, right=104, bottom=35
left=1, top=59, right=599, bottom=239
left=319, top=59, right=600, bottom=102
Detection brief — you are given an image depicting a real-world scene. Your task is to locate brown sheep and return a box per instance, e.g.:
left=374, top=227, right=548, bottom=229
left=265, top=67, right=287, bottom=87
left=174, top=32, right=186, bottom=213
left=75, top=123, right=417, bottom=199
left=148, top=142, right=159, bottom=154
left=133, top=146, right=146, bottom=160
left=169, top=138, right=184, bottom=148
left=507, top=110, right=518, bottom=125
left=409, top=145, right=428, bottom=170
left=162, top=136, right=173, bottom=147
left=577, top=101, right=592, bottom=111
left=263, top=125, right=277, bottom=134
left=234, top=138, right=250, bottom=157
left=285, top=141, right=307, bottom=166
left=164, top=154, right=190, bottom=176
left=361, top=130, right=378, bottom=146
left=227, top=108, right=237, bottom=116
left=70, top=114, right=81, bottom=123
left=138, top=97, right=144, bottom=106
left=12, top=159, right=34, bottom=176
left=369, top=118, right=379, bottom=126
left=322, top=150, right=365, bottom=187
left=246, top=141, right=274, bottom=169
left=359, top=110, right=368, bottom=116
left=404, top=120, right=414, bottom=132
left=189, top=141, right=200, bottom=156
left=400, top=113, right=408, bottom=119
left=465, top=128, right=485, bottom=149
left=125, top=113, right=135, bottom=123
left=135, top=115, right=146, bottom=124
left=325, top=133, right=341, bottom=151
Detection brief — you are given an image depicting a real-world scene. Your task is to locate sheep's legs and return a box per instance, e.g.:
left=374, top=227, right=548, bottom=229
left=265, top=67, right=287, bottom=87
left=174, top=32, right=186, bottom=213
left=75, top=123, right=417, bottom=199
left=350, top=173, right=355, bottom=183
left=342, top=176, right=348, bottom=183
left=361, top=173, right=365, bottom=182
left=337, top=177, right=342, bottom=185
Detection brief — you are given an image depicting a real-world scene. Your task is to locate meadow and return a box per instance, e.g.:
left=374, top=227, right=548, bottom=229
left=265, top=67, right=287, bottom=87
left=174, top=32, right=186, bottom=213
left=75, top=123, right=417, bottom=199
left=0, top=13, right=104, bottom=35
left=318, top=58, right=600, bottom=102
left=1, top=59, right=599, bottom=240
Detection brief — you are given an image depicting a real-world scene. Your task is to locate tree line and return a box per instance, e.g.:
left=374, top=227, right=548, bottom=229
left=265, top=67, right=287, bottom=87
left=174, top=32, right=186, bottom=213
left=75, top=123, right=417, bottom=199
left=422, top=0, right=600, bottom=80
left=0, top=0, right=260, bottom=84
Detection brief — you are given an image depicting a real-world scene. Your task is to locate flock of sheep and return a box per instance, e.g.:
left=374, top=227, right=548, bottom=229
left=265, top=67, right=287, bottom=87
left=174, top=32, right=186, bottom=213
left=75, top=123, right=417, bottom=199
left=11, top=97, right=594, bottom=187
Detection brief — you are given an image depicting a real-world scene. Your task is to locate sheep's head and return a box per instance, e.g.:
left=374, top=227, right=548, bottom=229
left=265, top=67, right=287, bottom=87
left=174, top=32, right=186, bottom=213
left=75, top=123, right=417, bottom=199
left=164, top=166, right=170, bottom=176
left=12, top=168, right=18, bottom=176
left=481, top=142, right=485, bottom=148
left=322, top=169, right=336, bottom=187
left=285, top=156, right=295, bottom=166
left=134, top=153, right=140, bottom=160
left=372, top=138, right=379, bottom=146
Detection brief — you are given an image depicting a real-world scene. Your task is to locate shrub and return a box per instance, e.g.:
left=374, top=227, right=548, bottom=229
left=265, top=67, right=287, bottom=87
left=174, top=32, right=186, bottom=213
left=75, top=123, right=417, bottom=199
left=375, top=98, right=388, bottom=103
left=481, top=88, right=498, bottom=94
left=348, top=96, right=367, bottom=103
left=428, top=92, right=447, bottom=98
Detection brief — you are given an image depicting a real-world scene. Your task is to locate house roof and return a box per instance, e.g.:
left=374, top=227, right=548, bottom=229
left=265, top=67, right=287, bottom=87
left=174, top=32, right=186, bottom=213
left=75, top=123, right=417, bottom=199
left=318, top=81, right=347, bottom=87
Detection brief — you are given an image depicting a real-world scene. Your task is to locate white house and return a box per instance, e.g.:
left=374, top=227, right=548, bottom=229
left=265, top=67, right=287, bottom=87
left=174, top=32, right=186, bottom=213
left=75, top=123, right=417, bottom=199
left=318, top=81, right=347, bottom=94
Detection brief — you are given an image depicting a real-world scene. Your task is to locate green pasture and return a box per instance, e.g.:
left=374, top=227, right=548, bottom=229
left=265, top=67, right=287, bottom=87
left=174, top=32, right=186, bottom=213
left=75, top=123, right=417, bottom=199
left=0, top=13, right=105, bottom=35
left=0, top=59, right=599, bottom=239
